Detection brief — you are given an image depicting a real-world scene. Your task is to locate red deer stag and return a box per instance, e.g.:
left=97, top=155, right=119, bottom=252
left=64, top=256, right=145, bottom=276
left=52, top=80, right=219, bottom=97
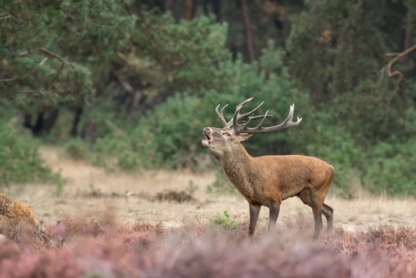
left=202, top=98, right=334, bottom=238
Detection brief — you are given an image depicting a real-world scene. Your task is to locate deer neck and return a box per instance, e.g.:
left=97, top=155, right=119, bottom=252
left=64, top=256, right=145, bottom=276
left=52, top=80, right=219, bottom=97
left=219, top=144, right=256, bottom=196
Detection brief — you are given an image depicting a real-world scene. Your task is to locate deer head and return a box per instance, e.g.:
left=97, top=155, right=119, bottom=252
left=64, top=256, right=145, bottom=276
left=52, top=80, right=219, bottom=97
left=202, top=98, right=302, bottom=158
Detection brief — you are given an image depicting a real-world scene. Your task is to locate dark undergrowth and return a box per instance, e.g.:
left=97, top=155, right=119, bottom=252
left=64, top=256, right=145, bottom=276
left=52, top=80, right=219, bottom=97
left=1, top=214, right=416, bottom=278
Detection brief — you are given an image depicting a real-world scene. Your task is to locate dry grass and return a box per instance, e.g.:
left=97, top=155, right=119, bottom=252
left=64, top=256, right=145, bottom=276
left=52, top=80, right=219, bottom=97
left=1, top=146, right=415, bottom=234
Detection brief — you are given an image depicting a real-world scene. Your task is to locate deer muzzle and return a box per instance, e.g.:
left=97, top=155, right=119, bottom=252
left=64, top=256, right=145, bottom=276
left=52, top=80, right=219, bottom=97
left=202, top=128, right=212, bottom=147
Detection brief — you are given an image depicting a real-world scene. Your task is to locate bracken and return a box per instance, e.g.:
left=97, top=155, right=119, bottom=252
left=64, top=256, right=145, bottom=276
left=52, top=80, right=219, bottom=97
left=0, top=194, right=37, bottom=226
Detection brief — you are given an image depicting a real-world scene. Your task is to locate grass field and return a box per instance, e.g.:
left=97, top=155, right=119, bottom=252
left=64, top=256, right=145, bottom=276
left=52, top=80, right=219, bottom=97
left=1, top=147, right=416, bottom=277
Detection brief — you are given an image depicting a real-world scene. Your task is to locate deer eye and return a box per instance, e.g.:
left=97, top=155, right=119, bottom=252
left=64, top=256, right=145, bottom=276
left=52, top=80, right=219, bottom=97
left=224, top=132, right=231, bottom=136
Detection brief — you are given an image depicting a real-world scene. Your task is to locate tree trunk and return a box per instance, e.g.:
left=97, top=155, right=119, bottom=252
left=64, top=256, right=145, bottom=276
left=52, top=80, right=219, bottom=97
left=82, top=119, right=98, bottom=143
left=128, top=91, right=142, bottom=122
left=211, top=0, right=221, bottom=22
left=191, top=0, right=199, bottom=19
left=165, top=0, right=177, bottom=21
left=32, top=112, right=44, bottom=137
left=42, top=109, right=59, bottom=134
left=239, top=0, right=254, bottom=64
left=23, top=109, right=59, bottom=137
left=70, top=107, right=83, bottom=137
left=184, top=0, right=193, bottom=20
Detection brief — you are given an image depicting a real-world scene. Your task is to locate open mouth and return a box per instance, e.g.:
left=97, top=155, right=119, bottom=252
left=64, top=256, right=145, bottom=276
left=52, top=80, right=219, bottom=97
left=203, top=130, right=211, bottom=145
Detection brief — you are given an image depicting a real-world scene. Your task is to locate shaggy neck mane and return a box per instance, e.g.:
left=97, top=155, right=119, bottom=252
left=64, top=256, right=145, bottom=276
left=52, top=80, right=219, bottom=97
left=220, top=144, right=255, bottom=187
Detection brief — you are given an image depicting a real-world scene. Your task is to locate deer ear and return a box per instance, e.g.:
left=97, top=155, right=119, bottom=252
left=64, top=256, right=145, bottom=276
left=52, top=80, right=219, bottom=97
left=236, top=133, right=253, bottom=142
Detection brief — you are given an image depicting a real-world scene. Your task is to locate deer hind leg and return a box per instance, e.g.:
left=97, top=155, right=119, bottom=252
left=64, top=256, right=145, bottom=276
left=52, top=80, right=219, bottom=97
left=298, top=189, right=325, bottom=238
left=311, top=201, right=323, bottom=239
left=322, top=203, right=334, bottom=234
left=267, top=201, right=281, bottom=232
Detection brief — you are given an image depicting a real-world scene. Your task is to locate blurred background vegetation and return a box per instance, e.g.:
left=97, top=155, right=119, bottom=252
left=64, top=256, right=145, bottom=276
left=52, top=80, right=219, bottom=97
left=1, top=0, right=416, bottom=197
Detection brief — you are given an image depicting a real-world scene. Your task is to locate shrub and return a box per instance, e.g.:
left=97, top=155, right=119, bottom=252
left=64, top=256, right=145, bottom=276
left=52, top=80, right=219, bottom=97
left=365, top=139, right=416, bottom=196
left=206, top=171, right=237, bottom=195
left=2, top=215, right=416, bottom=277
left=64, top=138, right=91, bottom=161
left=92, top=132, right=139, bottom=172
left=209, top=211, right=239, bottom=230
left=0, top=124, right=63, bottom=191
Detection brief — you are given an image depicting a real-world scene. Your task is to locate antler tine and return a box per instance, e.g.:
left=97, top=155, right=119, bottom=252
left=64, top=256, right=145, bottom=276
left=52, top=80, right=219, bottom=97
left=254, top=110, right=269, bottom=129
left=232, top=104, right=244, bottom=129
left=240, top=110, right=270, bottom=130
left=234, top=103, right=302, bottom=134
left=248, top=114, right=273, bottom=121
left=215, top=104, right=229, bottom=128
left=236, top=97, right=253, bottom=110
left=228, top=97, right=271, bottom=127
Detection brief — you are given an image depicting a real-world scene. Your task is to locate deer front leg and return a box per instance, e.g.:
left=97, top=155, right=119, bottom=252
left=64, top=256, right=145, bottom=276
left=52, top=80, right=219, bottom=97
left=248, top=203, right=261, bottom=236
left=268, top=202, right=281, bottom=232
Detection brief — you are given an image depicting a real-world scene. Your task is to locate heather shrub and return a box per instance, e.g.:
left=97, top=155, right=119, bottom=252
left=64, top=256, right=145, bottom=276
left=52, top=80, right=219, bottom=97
left=153, top=190, right=196, bottom=203
left=1, top=215, right=416, bottom=277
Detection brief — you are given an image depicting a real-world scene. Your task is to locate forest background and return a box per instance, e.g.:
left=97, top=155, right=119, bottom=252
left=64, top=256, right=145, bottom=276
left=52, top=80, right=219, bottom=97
left=1, top=0, right=416, bottom=197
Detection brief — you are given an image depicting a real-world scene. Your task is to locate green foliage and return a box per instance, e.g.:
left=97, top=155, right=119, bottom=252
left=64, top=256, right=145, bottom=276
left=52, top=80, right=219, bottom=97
left=132, top=95, right=210, bottom=168
left=133, top=13, right=231, bottom=93
left=117, top=151, right=139, bottom=171
left=287, top=0, right=388, bottom=97
left=65, top=138, right=91, bottom=161
left=0, top=0, right=135, bottom=111
left=210, top=211, right=239, bottom=230
left=365, top=139, right=416, bottom=196
left=0, top=124, right=63, bottom=191
left=2, top=0, right=416, bottom=198
left=185, top=180, right=199, bottom=195
left=132, top=44, right=308, bottom=170
left=65, top=132, right=140, bottom=172
left=206, top=171, right=237, bottom=195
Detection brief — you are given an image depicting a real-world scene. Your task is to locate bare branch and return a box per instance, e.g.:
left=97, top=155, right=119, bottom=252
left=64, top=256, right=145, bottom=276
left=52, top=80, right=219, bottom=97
left=1, top=56, right=49, bottom=82
left=1, top=48, right=73, bottom=82
left=0, top=71, right=33, bottom=82
left=39, top=57, right=48, bottom=66
left=39, top=47, right=73, bottom=67
left=113, top=71, right=134, bottom=93
left=381, top=44, right=416, bottom=94
left=116, top=51, right=134, bottom=67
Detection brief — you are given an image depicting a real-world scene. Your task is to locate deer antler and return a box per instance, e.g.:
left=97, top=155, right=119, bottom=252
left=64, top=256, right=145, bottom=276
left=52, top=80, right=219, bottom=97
left=215, top=98, right=273, bottom=128
left=232, top=99, right=302, bottom=134
left=215, top=104, right=229, bottom=128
